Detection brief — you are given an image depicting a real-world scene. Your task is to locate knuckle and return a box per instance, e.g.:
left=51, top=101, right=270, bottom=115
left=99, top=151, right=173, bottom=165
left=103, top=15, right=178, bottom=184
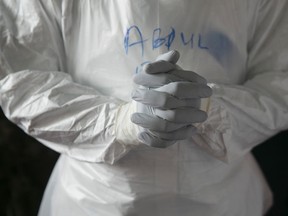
left=162, top=121, right=171, bottom=132
left=163, top=75, right=172, bottom=84
left=169, top=82, right=181, bottom=96
left=143, top=89, right=150, bottom=99
left=157, top=94, right=167, bottom=107
left=167, top=110, right=177, bottom=121
left=161, top=94, right=171, bottom=108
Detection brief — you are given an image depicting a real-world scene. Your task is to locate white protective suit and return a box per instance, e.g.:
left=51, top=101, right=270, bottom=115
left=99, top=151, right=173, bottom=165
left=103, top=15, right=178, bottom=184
left=1, top=0, right=288, bottom=215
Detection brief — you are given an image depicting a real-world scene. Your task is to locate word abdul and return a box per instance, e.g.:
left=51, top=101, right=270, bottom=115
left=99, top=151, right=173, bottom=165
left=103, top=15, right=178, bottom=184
left=124, top=25, right=209, bottom=56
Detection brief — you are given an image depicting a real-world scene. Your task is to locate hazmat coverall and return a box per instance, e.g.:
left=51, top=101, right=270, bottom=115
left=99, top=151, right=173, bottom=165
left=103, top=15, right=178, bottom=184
left=1, top=0, right=288, bottom=215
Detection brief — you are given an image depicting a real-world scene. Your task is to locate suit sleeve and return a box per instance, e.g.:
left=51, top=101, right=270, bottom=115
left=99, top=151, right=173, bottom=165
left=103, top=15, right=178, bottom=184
left=0, top=0, right=139, bottom=164
left=194, top=0, right=288, bottom=161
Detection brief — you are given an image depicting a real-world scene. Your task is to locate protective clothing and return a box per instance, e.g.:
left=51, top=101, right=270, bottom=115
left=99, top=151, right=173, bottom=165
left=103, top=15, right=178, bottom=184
left=132, top=50, right=212, bottom=147
left=1, top=0, right=288, bottom=215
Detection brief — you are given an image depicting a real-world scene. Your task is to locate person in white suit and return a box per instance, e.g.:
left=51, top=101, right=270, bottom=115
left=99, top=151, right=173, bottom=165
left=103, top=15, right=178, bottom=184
left=1, top=0, right=288, bottom=215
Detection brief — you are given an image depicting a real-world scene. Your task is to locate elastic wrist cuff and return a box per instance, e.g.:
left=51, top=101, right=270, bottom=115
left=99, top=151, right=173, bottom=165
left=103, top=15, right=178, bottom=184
left=115, top=101, right=140, bottom=146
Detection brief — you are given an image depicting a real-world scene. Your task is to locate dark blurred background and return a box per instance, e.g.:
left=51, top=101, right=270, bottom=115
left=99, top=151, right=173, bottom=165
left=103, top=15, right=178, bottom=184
left=0, top=108, right=287, bottom=216
left=0, top=109, right=59, bottom=216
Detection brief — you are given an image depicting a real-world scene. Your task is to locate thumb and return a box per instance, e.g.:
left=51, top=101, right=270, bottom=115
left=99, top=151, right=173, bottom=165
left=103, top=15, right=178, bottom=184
left=156, top=50, right=180, bottom=64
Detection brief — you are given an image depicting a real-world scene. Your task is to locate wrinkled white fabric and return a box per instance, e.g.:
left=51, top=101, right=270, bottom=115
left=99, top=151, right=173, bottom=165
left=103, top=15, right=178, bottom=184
left=1, top=0, right=288, bottom=215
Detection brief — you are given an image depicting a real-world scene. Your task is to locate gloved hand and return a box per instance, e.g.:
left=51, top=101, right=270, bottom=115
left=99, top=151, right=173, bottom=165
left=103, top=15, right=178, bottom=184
left=131, top=50, right=212, bottom=148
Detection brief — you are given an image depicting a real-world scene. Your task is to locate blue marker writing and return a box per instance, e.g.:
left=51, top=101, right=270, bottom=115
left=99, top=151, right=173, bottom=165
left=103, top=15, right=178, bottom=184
left=152, top=27, right=176, bottom=50
left=124, top=25, right=210, bottom=57
left=180, top=32, right=194, bottom=48
left=198, top=34, right=209, bottom=49
left=124, top=25, right=148, bottom=56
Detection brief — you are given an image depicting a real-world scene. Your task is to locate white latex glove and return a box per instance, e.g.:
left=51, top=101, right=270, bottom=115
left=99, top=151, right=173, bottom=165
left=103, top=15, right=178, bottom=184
left=131, top=50, right=212, bottom=148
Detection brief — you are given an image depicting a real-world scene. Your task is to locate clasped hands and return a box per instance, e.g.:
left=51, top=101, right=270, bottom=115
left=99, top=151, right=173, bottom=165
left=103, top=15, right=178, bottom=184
left=131, top=50, right=212, bottom=148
